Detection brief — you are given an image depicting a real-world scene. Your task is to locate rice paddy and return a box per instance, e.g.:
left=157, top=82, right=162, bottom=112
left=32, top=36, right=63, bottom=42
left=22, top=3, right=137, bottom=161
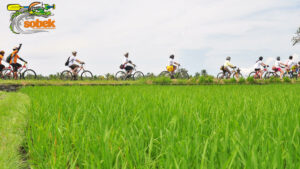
left=18, top=85, right=300, bottom=168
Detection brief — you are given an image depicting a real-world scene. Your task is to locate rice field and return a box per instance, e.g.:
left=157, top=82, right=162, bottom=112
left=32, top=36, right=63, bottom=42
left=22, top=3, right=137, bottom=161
left=20, top=85, right=300, bottom=168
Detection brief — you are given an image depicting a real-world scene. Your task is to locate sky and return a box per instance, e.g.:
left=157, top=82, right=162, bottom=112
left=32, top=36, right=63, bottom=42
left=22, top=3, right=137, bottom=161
left=0, top=0, right=299, bottom=76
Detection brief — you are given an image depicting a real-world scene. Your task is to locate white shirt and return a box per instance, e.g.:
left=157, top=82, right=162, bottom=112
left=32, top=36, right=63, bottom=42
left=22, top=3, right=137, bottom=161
left=274, top=60, right=281, bottom=68
left=287, top=59, right=296, bottom=68
left=68, top=56, right=77, bottom=66
left=124, top=58, right=134, bottom=67
left=254, top=60, right=263, bottom=69
left=168, top=58, right=175, bottom=66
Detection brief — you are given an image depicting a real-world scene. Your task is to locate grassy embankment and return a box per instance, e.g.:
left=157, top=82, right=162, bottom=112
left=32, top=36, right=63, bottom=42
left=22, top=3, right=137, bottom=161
left=0, top=92, right=30, bottom=169
left=0, top=76, right=300, bottom=86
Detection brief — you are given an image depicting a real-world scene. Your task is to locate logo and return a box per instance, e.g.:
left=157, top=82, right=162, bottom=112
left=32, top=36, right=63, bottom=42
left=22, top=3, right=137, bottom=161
left=7, top=2, right=56, bottom=34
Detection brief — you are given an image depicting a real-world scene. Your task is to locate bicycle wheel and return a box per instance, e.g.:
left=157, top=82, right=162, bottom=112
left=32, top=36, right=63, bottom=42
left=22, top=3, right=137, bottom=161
left=159, top=71, right=171, bottom=78
left=133, top=71, right=144, bottom=80
left=2, top=69, right=13, bottom=80
left=81, top=70, right=93, bottom=80
left=217, top=72, right=225, bottom=79
left=266, top=72, right=278, bottom=79
left=115, top=71, right=126, bottom=80
left=60, top=70, right=73, bottom=80
left=177, top=71, right=189, bottom=79
left=22, top=69, right=37, bottom=80
left=248, top=71, right=260, bottom=79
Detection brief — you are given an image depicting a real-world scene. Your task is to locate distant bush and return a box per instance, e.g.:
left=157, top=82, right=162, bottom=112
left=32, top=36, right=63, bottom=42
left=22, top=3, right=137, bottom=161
left=198, top=76, right=214, bottom=84
left=152, top=76, right=172, bottom=85
left=283, top=77, right=291, bottom=83
left=246, top=77, right=255, bottom=84
left=224, top=78, right=236, bottom=84
left=268, top=76, right=282, bottom=83
left=238, top=77, right=246, bottom=84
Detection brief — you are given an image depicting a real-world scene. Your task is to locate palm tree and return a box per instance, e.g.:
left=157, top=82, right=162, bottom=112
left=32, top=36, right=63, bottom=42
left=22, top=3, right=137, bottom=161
left=292, top=27, right=300, bottom=46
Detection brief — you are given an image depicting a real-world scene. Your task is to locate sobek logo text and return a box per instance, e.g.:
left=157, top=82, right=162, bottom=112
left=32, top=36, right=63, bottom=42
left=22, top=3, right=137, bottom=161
left=7, top=2, right=56, bottom=34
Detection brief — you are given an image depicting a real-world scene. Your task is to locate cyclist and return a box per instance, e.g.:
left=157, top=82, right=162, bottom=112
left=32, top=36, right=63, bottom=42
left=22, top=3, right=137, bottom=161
left=0, top=51, right=5, bottom=76
left=68, top=51, right=85, bottom=79
left=221, top=56, right=236, bottom=78
left=273, top=56, right=285, bottom=79
left=286, top=56, right=297, bottom=74
left=123, top=53, right=135, bottom=78
left=167, top=55, right=180, bottom=77
left=9, top=47, right=27, bottom=79
left=254, top=56, right=268, bottom=79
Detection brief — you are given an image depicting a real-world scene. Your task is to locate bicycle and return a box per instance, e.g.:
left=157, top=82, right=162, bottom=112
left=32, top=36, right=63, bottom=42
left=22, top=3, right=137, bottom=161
left=265, top=66, right=286, bottom=79
left=159, top=65, right=189, bottom=79
left=283, top=66, right=299, bottom=79
left=60, top=63, right=93, bottom=80
left=217, top=67, right=243, bottom=79
left=115, top=65, right=144, bottom=80
left=3, top=63, right=37, bottom=80
left=248, top=65, right=270, bottom=79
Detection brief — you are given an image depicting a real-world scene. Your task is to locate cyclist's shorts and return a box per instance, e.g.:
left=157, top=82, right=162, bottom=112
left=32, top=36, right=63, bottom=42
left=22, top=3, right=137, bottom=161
left=69, top=64, right=79, bottom=70
left=10, top=63, right=21, bottom=72
left=125, top=66, right=133, bottom=71
left=275, top=67, right=281, bottom=72
left=255, top=68, right=261, bottom=72
left=167, top=66, right=174, bottom=72
left=0, top=64, right=4, bottom=71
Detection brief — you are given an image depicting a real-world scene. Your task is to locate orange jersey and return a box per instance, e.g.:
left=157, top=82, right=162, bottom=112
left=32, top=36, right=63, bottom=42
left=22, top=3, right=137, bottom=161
left=9, top=51, right=20, bottom=64
left=0, top=54, right=3, bottom=64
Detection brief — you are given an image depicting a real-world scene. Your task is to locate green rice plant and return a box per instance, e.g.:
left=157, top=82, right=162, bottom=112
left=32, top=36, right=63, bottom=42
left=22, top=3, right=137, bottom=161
left=20, top=85, right=300, bottom=168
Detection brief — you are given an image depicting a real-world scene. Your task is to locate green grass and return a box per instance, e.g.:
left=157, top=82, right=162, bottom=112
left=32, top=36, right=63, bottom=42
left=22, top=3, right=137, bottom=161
left=0, top=92, right=30, bottom=169
left=20, top=85, right=300, bottom=168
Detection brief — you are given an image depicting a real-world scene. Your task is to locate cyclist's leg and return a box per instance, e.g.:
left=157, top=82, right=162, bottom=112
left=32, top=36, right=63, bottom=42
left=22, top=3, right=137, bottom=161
left=224, top=67, right=230, bottom=78
left=0, top=64, right=4, bottom=77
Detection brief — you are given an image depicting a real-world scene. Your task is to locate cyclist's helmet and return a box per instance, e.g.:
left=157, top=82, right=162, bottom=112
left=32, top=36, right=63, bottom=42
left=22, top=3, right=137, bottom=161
left=277, top=56, right=280, bottom=61
left=170, top=54, right=175, bottom=59
left=72, top=51, right=77, bottom=55
left=289, top=55, right=293, bottom=60
left=124, top=52, right=129, bottom=57
left=13, top=47, right=18, bottom=51
left=259, top=56, right=263, bottom=61
left=226, top=56, right=231, bottom=61
left=0, top=50, right=4, bottom=55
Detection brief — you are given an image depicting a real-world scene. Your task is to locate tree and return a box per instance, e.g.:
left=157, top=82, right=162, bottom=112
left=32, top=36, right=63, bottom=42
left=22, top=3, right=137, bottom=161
left=194, top=72, right=201, bottom=78
left=292, top=27, right=300, bottom=46
left=201, top=69, right=208, bottom=76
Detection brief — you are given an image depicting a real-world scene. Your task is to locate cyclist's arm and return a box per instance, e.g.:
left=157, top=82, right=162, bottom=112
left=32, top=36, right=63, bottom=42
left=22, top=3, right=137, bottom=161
left=174, top=62, right=180, bottom=66
left=75, top=59, right=84, bottom=64
left=19, top=57, right=27, bottom=63
left=228, top=62, right=235, bottom=68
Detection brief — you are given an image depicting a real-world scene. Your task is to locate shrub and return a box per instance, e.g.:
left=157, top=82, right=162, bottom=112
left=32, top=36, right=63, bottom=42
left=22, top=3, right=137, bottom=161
left=198, top=76, right=214, bottom=84
left=283, top=77, right=291, bottom=83
left=224, top=78, right=236, bottom=84
left=246, top=77, right=255, bottom=84
left=268, top=76, right=281, bottom=83
left=238, top=77, right=246, bottom=84
left=152, top=76, right=172, bottom=85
